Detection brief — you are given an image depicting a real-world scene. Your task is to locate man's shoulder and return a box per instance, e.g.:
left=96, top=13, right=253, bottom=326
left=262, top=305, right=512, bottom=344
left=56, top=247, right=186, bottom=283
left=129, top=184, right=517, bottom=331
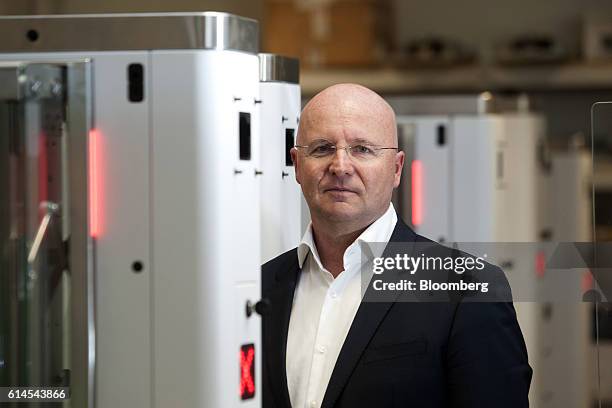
left=262, top=247, right=298, bottom=272
left=261, top=247, right=299, bottom=289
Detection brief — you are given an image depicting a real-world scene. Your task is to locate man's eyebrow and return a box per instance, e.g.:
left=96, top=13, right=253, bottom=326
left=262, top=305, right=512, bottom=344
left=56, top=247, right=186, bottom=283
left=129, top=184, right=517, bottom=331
left=349, top=137, right=376, bottom=145
left=309, top=137, right=332, bottom=144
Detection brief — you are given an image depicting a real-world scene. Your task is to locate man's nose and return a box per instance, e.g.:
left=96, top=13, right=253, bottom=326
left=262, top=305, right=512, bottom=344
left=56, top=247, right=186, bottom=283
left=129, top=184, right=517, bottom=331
left=328, top=147, right=354, bottom=176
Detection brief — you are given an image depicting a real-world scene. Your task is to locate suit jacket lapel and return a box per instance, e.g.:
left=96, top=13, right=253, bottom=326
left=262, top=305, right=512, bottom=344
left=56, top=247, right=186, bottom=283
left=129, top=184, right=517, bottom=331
left=320, top=219, right=417, bottom=408
left=265, top=251, right=300, bottom=408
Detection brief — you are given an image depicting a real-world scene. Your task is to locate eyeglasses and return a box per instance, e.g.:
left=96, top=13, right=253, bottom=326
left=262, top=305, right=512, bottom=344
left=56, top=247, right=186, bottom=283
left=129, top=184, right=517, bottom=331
left=294, top=139, right=398, bottom=161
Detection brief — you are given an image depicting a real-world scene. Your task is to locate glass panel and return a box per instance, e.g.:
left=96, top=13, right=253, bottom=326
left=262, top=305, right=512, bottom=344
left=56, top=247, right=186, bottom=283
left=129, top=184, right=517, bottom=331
left=0, top=64, right=70, bottom=407
left=591, top=102, right=612, bottom=408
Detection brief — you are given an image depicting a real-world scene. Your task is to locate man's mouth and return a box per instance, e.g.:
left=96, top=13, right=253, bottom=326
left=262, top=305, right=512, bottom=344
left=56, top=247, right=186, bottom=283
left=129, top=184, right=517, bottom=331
left=323, top=187, right=356, bottom=194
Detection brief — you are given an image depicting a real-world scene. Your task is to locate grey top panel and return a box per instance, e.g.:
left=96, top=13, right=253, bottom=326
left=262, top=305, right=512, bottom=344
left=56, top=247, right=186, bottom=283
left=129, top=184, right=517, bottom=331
left=387, top=93, right=532, bottom=116
left=0, top=12, right=259, bottom=54
left=259, top=53, right=299, bottom=84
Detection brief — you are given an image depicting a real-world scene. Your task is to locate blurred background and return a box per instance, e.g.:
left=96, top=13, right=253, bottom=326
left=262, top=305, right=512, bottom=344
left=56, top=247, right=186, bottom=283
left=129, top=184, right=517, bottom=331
left=3, top=2, right=612, bottom=166
left=1, top=0, right=612, bottom=407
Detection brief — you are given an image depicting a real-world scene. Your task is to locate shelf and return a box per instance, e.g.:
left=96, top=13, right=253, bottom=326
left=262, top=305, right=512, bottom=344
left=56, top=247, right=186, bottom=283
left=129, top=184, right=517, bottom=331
left=300, top=63, right=612, bottom=96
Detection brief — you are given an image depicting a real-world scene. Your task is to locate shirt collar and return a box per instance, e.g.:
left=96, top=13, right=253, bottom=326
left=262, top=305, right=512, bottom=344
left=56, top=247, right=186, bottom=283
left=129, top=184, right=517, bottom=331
left=297, top=203, right=398, bottom=269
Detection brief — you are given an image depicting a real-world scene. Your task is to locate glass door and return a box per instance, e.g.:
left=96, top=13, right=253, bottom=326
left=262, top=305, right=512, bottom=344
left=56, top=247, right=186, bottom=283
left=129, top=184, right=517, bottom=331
left=591, top=102, right=612, bottom=408
left=0, top=61, right=92, bottom=407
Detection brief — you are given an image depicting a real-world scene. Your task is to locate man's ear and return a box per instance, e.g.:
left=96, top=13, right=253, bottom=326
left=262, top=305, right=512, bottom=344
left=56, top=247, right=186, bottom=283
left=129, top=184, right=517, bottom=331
left=393, top=150, right=405, bottom=188
left=290, top=147, right=301, bottom=185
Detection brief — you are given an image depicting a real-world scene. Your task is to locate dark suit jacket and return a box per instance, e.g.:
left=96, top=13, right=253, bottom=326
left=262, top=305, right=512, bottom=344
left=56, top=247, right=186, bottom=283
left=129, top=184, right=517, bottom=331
left=262, top=218, right=532, bottom=408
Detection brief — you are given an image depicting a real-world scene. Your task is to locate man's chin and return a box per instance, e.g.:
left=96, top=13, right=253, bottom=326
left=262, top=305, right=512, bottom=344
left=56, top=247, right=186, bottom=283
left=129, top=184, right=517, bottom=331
left=318, top=203, right=361, bottom=221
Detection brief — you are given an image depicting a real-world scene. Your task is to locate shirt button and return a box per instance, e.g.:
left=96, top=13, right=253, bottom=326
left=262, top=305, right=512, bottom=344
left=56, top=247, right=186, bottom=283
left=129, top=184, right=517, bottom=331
left=330, top=292, right=338, bottom=299
left=317, top=345, right=327, bottom=354
left=310, top=400, right=317, bottom=408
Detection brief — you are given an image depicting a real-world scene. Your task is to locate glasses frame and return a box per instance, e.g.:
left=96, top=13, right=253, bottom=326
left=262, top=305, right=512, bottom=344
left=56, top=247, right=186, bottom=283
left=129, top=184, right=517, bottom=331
left=294, top=140, right=399, bottom=160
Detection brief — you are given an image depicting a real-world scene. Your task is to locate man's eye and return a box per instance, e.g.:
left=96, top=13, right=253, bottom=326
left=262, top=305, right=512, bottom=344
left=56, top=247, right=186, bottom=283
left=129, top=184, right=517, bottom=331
left=352, top=145, right=374, bottom=154
left=311, top=144, right=335, bottom=155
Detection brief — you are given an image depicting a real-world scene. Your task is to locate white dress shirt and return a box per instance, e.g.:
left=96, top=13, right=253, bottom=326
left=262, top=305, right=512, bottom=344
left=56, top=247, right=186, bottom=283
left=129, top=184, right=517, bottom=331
left=286, top=203, right=398, bottom=408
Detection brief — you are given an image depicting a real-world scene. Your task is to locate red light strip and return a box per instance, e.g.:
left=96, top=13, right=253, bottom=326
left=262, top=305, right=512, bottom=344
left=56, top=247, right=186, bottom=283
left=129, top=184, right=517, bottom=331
left=411, top=160, right=423, bottom=226
left=89, top=129, right=101, bottom=237
left=38, top=133, right=48, bottom=204
left=582, top=270, right=594, bottom=292
left=535, top=251, right=546, bottom=278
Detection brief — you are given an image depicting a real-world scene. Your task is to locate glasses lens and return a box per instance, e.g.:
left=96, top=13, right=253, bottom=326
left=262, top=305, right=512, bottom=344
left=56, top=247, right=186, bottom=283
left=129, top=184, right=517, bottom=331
left=349, top=144, right=377, bottom=160
left=308, top=141, right=336, bottom=157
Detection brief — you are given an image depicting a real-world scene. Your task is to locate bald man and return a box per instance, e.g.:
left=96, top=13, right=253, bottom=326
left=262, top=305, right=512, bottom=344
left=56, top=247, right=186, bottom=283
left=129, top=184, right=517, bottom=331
left=261, top=84, right=531, bottom=408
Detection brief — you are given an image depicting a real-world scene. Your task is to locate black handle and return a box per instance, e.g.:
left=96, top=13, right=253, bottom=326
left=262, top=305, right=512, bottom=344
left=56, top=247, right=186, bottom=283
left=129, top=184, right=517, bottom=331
left=246, top=298, right=271, bottom=317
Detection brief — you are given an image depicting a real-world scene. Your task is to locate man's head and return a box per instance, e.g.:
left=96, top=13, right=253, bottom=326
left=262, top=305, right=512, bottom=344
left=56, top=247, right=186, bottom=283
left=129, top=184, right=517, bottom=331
left=291, top=83, right=404, bottom=233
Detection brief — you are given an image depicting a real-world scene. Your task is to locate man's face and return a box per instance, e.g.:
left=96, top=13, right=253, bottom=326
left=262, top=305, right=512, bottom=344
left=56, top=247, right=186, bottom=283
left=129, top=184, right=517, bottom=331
left=291, top=98, right=404, bottom=228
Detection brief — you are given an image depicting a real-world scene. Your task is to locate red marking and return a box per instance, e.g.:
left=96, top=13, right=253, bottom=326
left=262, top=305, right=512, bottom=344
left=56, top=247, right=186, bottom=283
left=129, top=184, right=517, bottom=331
left=38, top=132, right=48, bottom=206
left=89, top=129, right=102, bottom=237
left=239, top=344, right=255, bottom=400
left=535, top=251, right=546, bottom=278
left=411, top=160, right=423, bottom=227
left=582, top=270, right=594, bottom=292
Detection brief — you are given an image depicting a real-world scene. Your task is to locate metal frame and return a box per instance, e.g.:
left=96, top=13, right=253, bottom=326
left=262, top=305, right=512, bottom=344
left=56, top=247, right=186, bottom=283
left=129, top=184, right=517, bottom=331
left=65, top=60, right=95, bottom=408
left=0, top=12, right=259, bottom=54
left=258, top=54, right=299, bottom=84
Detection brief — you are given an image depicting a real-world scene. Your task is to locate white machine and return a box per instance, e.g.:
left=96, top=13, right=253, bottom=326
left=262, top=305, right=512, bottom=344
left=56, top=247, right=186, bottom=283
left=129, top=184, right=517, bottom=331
left=0, top=13, right=265, bottom=408
left=389, top=94, right=592, bottom=408
left=545, top=146, right=593, bottom=408
left=258, top=53, right=302, bottom=263
left=389, top=94, right=544, bottom=244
